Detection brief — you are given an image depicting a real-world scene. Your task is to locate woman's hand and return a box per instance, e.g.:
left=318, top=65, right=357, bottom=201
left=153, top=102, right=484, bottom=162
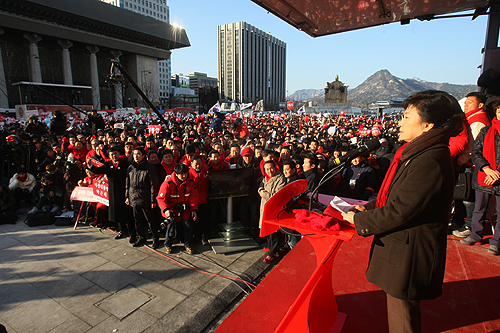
left=350, top=204, right=366, bottom=212
left=484, top=167, right=500, bottom=185
left=341, top=211, right=355, bottom=224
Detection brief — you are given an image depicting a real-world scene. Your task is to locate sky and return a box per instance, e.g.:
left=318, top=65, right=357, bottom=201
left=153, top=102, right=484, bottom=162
left=168, top=0, right=488, bottom=96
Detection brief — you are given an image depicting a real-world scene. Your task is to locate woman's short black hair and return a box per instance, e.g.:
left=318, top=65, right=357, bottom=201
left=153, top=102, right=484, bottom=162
left=403, top=90, right=464, bottom=136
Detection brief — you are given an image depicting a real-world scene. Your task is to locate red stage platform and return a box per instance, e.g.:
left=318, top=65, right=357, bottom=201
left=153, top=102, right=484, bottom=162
left=334, top=233, right=500, bottom=332
left=217, top=179, right=500, bottom=332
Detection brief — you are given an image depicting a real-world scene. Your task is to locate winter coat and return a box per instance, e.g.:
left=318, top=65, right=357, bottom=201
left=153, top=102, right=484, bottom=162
left=156, top=173, right=199, bottom=221
left=9, top=173, right=36, bottom=192
left=90, top=159, right=131, bottom=222
left=49, top=118, right=67, bottom=136
left=258, top=173, right=286, bottom=228
left=342, top=161, right=377, bottom=200
left=189, top=165, right=209, bottom=204
left=353, top=137, right=454, bottom=301
left=126, top=160, right=160, bottom=208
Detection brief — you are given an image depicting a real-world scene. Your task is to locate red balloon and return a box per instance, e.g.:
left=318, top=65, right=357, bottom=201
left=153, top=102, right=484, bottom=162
left=340, top=110, right=345, bottom=116
left=304, top=116, right=310, bottom=122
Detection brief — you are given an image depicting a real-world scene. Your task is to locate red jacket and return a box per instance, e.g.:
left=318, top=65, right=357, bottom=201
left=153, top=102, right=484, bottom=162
left=156, top=172, right=199, bottom=221
left=189, top=165, right=209, bottom=204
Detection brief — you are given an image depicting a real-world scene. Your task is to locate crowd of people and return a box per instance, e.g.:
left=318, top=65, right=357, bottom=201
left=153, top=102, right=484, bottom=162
left=3, top=89, right=500, bottom=333
left=0, top=94, right=498, bottom=259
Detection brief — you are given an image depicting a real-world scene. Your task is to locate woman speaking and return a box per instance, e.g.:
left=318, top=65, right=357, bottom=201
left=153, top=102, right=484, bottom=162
left=342, top=90, right=464, bottom=332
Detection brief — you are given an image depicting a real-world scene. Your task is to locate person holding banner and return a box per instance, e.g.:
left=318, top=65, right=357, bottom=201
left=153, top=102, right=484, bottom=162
left=341, top=91, right=464, bottom=332
left=89, top=147, right=135, bottom=242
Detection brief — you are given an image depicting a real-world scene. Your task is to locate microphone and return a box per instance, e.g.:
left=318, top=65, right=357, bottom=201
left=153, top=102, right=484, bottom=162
left=331, top=138, right=387, bottom=166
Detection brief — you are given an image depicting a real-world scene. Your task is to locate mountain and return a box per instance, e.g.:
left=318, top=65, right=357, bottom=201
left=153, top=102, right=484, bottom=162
left=287, top=88, right=323, bottom=101
left=287, top=70, right=477, bottom=107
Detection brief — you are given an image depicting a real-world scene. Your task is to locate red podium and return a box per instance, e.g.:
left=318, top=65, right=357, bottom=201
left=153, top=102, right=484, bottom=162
left=216, top=180, right=357, bottom=333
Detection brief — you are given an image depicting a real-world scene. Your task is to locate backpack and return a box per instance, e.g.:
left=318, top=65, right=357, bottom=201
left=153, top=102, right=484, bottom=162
left=25, top=211, right=55, bottom=227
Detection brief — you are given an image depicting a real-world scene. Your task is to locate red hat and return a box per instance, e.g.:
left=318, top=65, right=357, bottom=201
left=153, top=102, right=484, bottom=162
left=173, top=137, right=182, bottom=142
left=6, top=135, right=16, bottom=142
left=241, top=147, right=254, bottom=156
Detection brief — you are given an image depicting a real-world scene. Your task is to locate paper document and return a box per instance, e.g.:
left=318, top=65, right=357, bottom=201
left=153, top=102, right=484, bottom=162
left=55, top=211, right=74, bottom=218
left=330, top=197, right=353, bottom=213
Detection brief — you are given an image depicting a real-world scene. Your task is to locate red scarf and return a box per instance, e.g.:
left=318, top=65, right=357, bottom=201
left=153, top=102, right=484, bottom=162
left=376, top=143, right=408, bottom=208
left=466, top=108, right=489, bottom=126
left=18, top=174, right=28, bottom=182
left=478, top=118, right=500, bottom=186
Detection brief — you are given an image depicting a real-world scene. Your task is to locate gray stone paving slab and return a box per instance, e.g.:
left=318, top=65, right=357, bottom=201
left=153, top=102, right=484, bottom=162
left=162, top=263, right=219, bottom=296
left=133, top=278, right=187, bottom=319
left=128, top=256, right=182, bottom=283
left=151, top=290, right=225, bottom=333
left=47, top=316, right=92, bottom=333
left=27, top=240, right=82, bottom=261
left=0, top=214, right=270, bottom=332
left=98, top=243, right=150, bottom=268
left=31, top=269, right=96, bottom=302
left=81, top=235, right=121, bottom=254
left=0, top=263, right=15, bottom=283
left=0, top=275, right=47, bottom=311
left=13, top=229, right=60, bottom=247
left=2, top=296, right=74, bottom=332
left=59, top=285, right=112, bottom=327
left=0, top=314, right=17, bottom=333
left=96, top=285, right=153, bottom=319
left=0, top=243, right=38, bottom=266
left=57, top=251, right=110, bottom=273
left=8, top=257, right=67, bottom=283
left=82, top=261, right=142, bottom=292
left=0, top=233, right=23, bottom=250
left=87, top=309, right=156, bottom=333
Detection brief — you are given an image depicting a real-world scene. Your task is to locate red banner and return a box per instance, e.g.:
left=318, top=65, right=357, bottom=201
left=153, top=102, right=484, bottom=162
left=70, top=184, right=109, bottom=206
left=147, top=125, right=161, bottom=136
left=287, top=101, right=294, bottom=110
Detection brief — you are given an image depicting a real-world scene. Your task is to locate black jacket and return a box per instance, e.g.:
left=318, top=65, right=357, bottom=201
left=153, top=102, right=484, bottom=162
left=126, top=159, right=160, bottom=207
left=300, top=168, right=322, bottom=192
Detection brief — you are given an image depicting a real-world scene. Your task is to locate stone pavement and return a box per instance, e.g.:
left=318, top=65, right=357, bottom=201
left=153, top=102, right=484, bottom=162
left=0, top=213, right=269, bottom=333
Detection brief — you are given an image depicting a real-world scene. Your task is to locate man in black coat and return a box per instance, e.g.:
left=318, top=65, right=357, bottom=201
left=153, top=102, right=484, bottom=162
left=125, top=147, right=160, bottom=248
left=90, top=146, right=136, bottom=243
left=300, top=153, right=322, bottom=192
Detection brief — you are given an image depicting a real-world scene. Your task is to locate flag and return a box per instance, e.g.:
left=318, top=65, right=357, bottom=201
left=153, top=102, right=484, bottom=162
left=297, top=106, right=305, bottom=113
left=241, top=103, right=252, bottom=110
left=208, top=102, right=220, bottom=115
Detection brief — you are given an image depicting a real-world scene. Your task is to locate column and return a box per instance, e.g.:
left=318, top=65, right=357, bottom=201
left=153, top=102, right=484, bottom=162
left=57, top=40, right=73, bottom=85
left=0, top=28, right=8, bottom=108
left=111, top=50, right=123, bottom=109
left=23, top=33, right=42, bottom=83
left=86, top=45, right=100, bottom=110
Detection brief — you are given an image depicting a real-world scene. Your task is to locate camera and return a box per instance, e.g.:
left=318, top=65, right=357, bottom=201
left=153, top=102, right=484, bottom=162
left=159, top=204, right=189, bottom=229
left=160, top=216, right=175, bottom=229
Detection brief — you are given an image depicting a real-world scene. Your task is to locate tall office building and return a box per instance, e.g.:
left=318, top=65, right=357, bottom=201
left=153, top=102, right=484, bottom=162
left=100, top=0, right=171, bottom=105
left=218, top=22, right=286, bottom=110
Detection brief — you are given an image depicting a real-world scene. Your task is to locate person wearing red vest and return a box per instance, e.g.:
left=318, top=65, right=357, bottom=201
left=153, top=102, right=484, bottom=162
left=189, top=155, right=210, bottom=244
left=156, top=164, right=199, bottom=255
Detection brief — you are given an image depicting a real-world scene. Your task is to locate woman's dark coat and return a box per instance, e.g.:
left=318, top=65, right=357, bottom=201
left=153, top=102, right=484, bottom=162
left=354, top=141, right=454, bottom=301
left=90, top=159, right=131, bottom=222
